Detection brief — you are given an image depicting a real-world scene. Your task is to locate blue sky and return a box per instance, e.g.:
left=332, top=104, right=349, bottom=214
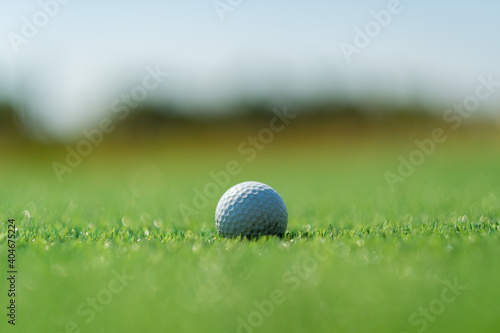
left=0, top=0, right=499, bottom=134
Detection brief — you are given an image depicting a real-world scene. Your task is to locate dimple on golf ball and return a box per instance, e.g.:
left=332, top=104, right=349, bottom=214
left=215, top=181, right=287, bottom=237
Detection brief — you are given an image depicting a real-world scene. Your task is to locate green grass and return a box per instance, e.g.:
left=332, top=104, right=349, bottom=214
left=1, top=123, right=500, bottom=332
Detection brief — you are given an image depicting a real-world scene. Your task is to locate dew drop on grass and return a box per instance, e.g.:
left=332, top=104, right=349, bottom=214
left=154, top=219, right=163, bottom=228
left=21, top=210, right=32, bottom=227
left=122, top=217, right=131, bottom=227
left=22, top=210, right=30, bottom=220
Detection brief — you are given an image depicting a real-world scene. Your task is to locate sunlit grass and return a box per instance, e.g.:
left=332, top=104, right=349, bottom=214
left=1, top=123, right=500, bottom=332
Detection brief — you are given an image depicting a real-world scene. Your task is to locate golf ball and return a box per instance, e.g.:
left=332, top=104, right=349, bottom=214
left=215, top=181, right=287, bottom=237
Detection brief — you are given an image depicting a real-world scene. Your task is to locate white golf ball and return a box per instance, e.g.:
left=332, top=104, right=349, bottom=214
left=215, top=181, right=288, bottom=237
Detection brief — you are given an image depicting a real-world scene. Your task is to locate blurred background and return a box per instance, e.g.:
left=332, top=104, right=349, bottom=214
left=1, top=0, right=500, bottom=142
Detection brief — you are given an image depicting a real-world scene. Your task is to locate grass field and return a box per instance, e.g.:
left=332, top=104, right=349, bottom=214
left=1, top=119, right=500, bottom=333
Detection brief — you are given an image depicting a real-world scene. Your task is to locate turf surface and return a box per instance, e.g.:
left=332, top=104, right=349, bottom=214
left=1, top=121, right=500, bottom=332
